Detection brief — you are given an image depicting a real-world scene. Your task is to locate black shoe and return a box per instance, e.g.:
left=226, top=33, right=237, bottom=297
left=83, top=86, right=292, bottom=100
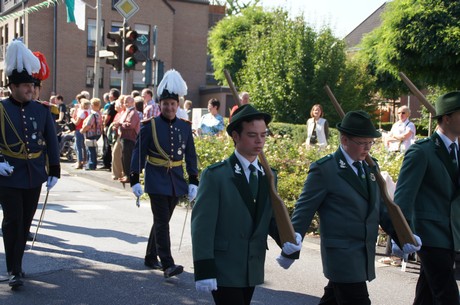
left=98, top=166, right=111, bottom=170
left=9, top=274, right=23, bottom=288
left=27, top=232, right=34, bottom=241
left=144, top=260, right=163, bottom=270
left=163, top=264, right=183, bottom=278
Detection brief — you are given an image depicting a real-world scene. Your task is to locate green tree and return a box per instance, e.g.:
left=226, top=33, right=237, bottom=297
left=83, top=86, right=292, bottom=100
left=209, top=7, right=377, bottom=125
left=210, top=0, right=262, bottom=16
left=360, top=0, right=460, bottom=90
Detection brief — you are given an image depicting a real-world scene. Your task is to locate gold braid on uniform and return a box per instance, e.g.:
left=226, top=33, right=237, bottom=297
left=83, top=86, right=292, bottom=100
left=0, top=103, right=42, bottom=160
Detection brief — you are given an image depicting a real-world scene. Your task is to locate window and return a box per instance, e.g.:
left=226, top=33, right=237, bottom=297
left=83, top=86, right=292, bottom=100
left=87, top=19, right=105, bottom=57
left=109, top=69, right=122, bottom=89
left=86, top=66, right=104, bottom=88
left=112, top=0, right=120, bottom=10
left=14, top=17, right=23, bottom=39
left=132, top=70, right=145, bottom=91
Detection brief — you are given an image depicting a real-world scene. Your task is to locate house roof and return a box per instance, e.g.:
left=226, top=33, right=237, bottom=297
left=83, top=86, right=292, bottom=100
left=344, top=2, right=388, bottom=51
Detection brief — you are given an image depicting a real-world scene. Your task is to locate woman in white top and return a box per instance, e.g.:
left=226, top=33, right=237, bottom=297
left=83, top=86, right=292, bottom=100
left=306, top=104, right=329, bottom=148
left=385, top=105, right=416, bottom=152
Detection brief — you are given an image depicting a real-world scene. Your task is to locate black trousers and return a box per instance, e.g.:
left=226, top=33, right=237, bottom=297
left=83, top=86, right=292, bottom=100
left=102, top=131, right=112, bottom=168
left=414, top=246, right=460, bottom=305
left=120, top=138, right=134, bottom=179
left=318, top=280, right=370, bottom=305
left=0, top=186, right=41, bottom=274
left=212, top=286, right=255, bottom=305
left=145, top=194, right=178, bottom=269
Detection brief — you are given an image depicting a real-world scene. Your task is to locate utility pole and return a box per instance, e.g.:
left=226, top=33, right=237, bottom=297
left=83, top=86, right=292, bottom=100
left=92, top=0, right=102, bottom=99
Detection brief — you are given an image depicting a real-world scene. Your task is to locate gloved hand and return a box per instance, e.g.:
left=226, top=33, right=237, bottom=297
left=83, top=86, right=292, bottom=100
left=188, top=184, right=198, bottom=202
left=276, top=254, right=296, bottom=269
left=195, top=278, right=217, bottom=292
left=391, top=234, right=422, bottom=257
left=282, top=232, right=303, bottom=255
left=46, top=176, right=58, bottom=191
left=0, top=161, right=14, bottom=176
left=132, top=183, right=144, bottom=198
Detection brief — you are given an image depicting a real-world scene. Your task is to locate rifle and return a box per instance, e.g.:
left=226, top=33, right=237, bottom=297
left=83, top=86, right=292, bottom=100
left=224, top=70, right=296, bottom=244
left=398, top=72, right=436, bottom=116
left=324, top=85, right=417, bottom=246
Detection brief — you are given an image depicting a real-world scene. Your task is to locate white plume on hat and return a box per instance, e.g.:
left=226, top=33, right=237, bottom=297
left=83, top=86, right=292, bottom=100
left=5, top=39, right=40, bottom=77
left=157, top=69, right=188, bottom=97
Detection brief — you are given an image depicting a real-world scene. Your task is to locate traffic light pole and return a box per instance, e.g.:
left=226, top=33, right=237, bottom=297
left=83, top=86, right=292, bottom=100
left=121, top=19, right=127, bottom=95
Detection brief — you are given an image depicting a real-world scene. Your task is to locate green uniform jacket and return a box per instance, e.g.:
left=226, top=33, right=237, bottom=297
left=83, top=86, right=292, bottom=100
left=290, top=149, right=395, bottom=283
left=394, top=133, right=460, bottom=251
left=191, top=153, right=279, bottom=287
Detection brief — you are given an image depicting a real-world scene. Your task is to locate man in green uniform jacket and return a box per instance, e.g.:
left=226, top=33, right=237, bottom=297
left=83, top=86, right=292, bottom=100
left=191, top=105, right=283, bottom=305
left=279, top=111, right=420, bottom=304
left=394, top=91, right=460, bottom=305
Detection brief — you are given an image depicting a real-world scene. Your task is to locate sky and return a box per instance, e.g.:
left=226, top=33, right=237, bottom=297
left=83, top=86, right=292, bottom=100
left=257, top=0, right=388, bottom=38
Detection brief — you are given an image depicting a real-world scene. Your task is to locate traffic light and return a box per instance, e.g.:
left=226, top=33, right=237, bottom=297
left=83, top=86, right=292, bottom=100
left=142, top=59, right=152, bottom=86
left=124, top=29, right=139, bottom=70
left=106, top=30, right=123, bottom=72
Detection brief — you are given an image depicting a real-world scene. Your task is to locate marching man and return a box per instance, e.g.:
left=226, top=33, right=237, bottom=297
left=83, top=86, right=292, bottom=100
left=0, top=40, right=60, bottom=289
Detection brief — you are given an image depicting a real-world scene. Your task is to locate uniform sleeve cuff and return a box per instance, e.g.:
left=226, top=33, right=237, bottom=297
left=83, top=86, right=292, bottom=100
left=193, top=259, right=217, bottom=281
left=49, top=164, right=61, bottom=178
left=189, top=175, right=199, bottom=186
left=130, top=172, right=140, bottom=187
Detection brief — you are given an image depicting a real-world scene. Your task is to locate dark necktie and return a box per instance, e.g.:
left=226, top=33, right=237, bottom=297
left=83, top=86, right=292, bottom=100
left=249, top=164, right=258, bottom=199
left=352, top=161, right=368, bottom=191
left=450, top=143, right=458, bottom=167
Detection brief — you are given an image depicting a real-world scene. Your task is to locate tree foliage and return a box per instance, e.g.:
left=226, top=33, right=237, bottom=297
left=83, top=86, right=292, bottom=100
left=359, top=0, right=460, bottom=92
left=209, top=7, right=376, bottom=125
left=209, top=0, right=261, bottom=16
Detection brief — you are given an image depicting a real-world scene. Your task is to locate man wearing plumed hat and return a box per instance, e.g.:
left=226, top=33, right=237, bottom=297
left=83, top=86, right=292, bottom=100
left=0, top=40, right=60, bottom=289
left=130, top=69, right=198, bottom=278
left=278, top=111, right=420, bottom=304
left=395, top=92, right=460, bottom=305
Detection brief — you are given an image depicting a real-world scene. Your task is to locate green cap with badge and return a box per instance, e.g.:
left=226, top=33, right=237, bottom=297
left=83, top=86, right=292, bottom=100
left=226, top=104, right=272, bottom=136
left=434, top=91, right=460, bottom=118
left=336, top=110, right=381, bottom=138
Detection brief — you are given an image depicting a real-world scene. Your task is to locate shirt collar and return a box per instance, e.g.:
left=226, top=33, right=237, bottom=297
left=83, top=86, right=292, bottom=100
left=436, top=130, right=459, bottom=150
left=340, top=145, right=362, bottom=166
left=234, top=150, right=262, bottom=172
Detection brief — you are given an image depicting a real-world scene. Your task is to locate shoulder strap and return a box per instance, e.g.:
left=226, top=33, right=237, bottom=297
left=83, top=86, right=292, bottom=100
left=151, top=119, right=171, bottom=160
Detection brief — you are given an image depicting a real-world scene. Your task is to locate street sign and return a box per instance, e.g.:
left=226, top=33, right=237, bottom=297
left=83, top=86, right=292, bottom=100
left=137, top=34, right=148, bottom=45
left=114, top=0, right=139, bottom=20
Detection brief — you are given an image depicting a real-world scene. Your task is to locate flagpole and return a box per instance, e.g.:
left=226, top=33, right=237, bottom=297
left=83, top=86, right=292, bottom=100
left=92, top=0, right=102, bottom=99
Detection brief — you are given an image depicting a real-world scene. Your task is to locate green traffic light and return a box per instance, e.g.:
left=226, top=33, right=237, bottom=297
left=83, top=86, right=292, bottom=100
left=125, top=57, right=137, bottom=69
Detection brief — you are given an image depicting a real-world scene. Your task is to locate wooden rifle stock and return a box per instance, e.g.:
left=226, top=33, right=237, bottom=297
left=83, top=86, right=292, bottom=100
left=399, top=72, right=436, bottom=116
left=224, top=69, right=296, bottom=244
left=324, top=85, right=417, bottom=246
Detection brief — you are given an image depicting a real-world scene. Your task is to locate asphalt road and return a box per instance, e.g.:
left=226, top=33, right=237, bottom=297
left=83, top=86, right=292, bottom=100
left=0, top=160, right=451, bottom=304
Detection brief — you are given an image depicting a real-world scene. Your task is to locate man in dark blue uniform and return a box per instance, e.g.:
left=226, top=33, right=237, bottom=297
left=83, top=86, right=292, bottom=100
left=130, top=69, right=198, bottom=278
left=0, top=40, right=60, bottom=289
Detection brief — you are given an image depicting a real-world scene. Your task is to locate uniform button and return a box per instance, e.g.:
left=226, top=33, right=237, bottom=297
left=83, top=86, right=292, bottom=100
left=23, top=116, right=26, bottom=119
left=171, top=143, right=174, bottom=146
left=26, top=142, right=29, bottom=145
left=25, top=128, right=27, bottom=131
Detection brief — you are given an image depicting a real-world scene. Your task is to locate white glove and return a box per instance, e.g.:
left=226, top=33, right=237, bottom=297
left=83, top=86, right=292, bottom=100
left=188, top=184, right=198, bottom=202
left=276, top=254, right=295, bottom=269
left=282, top=232, right=302, bottom=255
left=391, top=234, right=422, bottom=257
left=0, top=161, right=14, bottom=176
left=195, top=278, right=217, bottom=292
left=46, top=176, right=58, bottom=191
left=132, top=183, right=144, bottom=198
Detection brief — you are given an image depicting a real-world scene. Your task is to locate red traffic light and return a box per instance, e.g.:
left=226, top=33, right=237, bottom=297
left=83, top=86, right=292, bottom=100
left=125, top=30, right=138, bottom=42
left=125, top=44, right=138, bottom=56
